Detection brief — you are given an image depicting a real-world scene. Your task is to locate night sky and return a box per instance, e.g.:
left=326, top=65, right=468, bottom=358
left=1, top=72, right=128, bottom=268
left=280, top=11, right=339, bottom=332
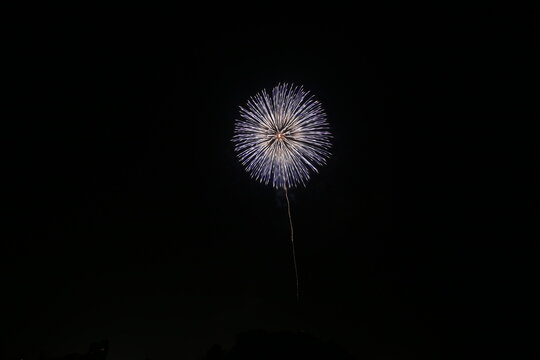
left=6, top=6, right=532, bottom=360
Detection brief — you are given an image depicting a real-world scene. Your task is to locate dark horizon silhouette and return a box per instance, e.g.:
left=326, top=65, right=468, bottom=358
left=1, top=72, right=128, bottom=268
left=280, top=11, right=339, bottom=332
left=39, top=341, right=108, bottom=360
left=28, top=333, right=357, bottom=360
left=202, top=329, right=355, bottom=360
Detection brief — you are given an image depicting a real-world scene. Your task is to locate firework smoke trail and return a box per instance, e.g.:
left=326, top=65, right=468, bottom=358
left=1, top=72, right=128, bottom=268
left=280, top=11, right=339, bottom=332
left=285, top=188, right=299, bottom=303
left=233, top=83, right=332, bottom=302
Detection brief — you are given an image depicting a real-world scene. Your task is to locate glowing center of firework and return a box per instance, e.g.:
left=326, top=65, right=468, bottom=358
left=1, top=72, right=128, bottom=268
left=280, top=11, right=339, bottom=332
left=275, top=132, right=285, bottom=141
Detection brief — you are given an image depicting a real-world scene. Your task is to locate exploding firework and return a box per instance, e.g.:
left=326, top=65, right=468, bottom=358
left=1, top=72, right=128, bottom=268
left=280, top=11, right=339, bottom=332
left=232, top=83, right=332, bottom=303
left=232, top=83, right=332, bottom=189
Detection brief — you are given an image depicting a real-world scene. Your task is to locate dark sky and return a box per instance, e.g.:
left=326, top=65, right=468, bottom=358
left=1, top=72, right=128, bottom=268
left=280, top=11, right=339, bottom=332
left=5, top=6, right=533, bottom=360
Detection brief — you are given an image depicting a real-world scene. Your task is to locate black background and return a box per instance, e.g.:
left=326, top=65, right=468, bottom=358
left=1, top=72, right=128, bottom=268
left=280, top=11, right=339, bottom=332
left=5, top=5, right=534, bottom=360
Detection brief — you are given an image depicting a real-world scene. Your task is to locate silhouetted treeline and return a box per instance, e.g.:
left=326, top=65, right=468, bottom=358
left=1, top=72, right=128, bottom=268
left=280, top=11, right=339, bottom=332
left=28, top=332, right=355, bottom=360
left=203, top=330, right=355, bottom=360
left=41, top=340, right=108, bottom=360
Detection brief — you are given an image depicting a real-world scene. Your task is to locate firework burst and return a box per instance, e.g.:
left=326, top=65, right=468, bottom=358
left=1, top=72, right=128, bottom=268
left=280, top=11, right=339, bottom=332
left=232, top=83, right=332, bottom=189
left=232, top=83, right=332, bottom=303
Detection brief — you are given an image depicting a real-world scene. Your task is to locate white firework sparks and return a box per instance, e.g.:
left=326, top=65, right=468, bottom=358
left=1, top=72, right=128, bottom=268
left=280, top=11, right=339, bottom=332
left=232, top=83, right=332, bottom=189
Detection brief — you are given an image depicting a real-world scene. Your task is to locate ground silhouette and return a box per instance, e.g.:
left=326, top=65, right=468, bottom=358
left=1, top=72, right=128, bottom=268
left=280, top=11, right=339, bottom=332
left=42, top=340, right=108, bottom=360
left=203, top=330, right=355, bottom=360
